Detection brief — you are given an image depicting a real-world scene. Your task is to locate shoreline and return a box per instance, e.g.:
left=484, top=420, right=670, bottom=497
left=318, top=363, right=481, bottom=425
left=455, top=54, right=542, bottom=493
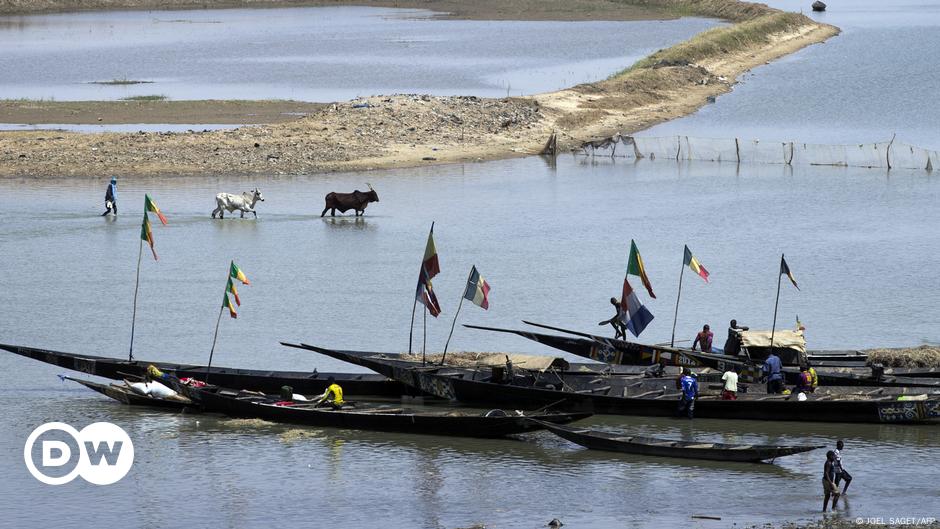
left=0, top=1, right=840, bottom=178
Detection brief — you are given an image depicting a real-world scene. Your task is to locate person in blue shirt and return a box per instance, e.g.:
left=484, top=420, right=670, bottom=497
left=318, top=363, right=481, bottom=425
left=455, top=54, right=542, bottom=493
left=762, top=351, right=784, bottom=394
left=676, top=368, right=698, bottom=419
left=102, top=177, right=118, bottom=216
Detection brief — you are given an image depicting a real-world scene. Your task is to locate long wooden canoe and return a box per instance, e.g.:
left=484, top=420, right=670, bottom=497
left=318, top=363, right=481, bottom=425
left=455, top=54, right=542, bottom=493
left=533, top=420, right=823, bottom=463
left=284, top=343, right=940, bottom=424
left=182, top=384, right=591, bottom=438
left=463, top=325, right=940, bottom=388
left=1, top=343, right=413, bottom=396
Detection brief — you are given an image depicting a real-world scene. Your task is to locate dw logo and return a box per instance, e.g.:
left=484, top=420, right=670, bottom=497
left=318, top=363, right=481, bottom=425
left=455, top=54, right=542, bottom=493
left=23, top=422, right=134, bottom=485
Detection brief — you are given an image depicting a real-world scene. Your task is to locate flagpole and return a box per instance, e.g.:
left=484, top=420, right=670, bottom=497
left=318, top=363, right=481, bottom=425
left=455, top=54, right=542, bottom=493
left=205, top=305, right=225, bottom=384
left=442, top=268, right=473, bottom=363
left=769, top=254, right=784, bottom=355
left=670, top=254, right=686, bottom=348
left=422, top=305, right=427, bottom=364
left=408, top=297, right=418, bottom=355
left=128, top=239, right=144, bottom=361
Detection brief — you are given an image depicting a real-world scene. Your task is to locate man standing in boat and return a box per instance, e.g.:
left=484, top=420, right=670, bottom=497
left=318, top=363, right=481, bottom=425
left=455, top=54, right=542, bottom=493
left=102, top=176, right=118, bottom=216
left=723, top=319, right=749, bottom=355
left=677, top=368, right=698, bottom=419
left=315, top=376, right=345, bottom=410
left=720, top=365, right=738, bottom=400
left=691, top=324, right=713, bottom=352
left=762, top=350, right=784, bottom=394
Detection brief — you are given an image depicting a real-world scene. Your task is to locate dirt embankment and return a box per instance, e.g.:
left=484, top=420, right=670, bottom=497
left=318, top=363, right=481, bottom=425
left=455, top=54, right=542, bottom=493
left=0, top=0, right=841, bottom=177
left=0, top=0, right=676, bottom=20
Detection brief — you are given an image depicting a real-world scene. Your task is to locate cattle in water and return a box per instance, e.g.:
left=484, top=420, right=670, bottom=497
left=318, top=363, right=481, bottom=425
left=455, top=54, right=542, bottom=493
left=320, top=184, right=379, bottom=217
left=212, top=188, right=264, bottom=219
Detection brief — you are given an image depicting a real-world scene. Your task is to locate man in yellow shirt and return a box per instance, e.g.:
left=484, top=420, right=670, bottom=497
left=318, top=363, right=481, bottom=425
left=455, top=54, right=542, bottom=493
left=316, top=376, right=345, bottom=409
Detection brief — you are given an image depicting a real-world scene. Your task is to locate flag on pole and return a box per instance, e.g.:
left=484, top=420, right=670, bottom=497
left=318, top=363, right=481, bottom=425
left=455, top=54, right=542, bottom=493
left=619, top=278, right=654, bottom=337
left=627, top=240, right=656, bottom=299
left=780, top=255, right=799, bottom=290
left=796, top=314, right=805, bottom=331
left=223, top=291, right=237, bottom=319
left=419, top=280, right=442, bottom=317
left=226, top=277, right=241, bottom=306
left=140, top=213, right=158, bottom=260
left=144, top=194, right=168, bottom=225
left=463, top=266, right=491, bottom=310
left=230, top=261, right=250, bottom=285
left=416, top=223, right=440, bottom=296
left=683, top=245, right=710, bottom=282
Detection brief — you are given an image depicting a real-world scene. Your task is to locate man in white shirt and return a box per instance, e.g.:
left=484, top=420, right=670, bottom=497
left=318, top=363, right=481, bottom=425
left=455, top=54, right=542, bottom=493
left=721, top=365, right=739, bottom=400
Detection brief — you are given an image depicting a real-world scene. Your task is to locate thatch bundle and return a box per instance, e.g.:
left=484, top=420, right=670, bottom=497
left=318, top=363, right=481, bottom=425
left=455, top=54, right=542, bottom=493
left=865, top=345, right=940, bottom=368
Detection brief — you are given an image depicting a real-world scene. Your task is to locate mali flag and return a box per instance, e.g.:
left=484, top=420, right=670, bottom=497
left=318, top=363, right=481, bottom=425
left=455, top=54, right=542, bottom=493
left=223, top=291, right=237, bottom=319
left=683, top=245, right=710, bottom=282
left=230, top=261, right=250, bottom=285
left=141, top=213, right=158, bottom=260
left=226, top=277, right=241, bottom=306
left=144, top=194, right=168, bottom=225
left=627, top=240, right=656, bottom=299
left=416, top=223, right=440, bottom=298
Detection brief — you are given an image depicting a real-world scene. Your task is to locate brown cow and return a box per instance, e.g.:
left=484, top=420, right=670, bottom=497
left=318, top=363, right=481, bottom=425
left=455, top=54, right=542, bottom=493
left=320, top=184, right=379, bottom=217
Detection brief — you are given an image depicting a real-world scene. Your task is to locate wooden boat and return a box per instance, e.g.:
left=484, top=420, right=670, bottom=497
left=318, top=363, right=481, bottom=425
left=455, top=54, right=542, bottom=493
left=464, top=324, right=940, bottom=388
left=533, top=420, right=823, bottom=463
left=63, top=376, right=192, bottom=410
left=180, top=384, right=591, bottom=438
left=1, top=343, right=412, bottom=396
left=284, top=343, right=940, bottom=424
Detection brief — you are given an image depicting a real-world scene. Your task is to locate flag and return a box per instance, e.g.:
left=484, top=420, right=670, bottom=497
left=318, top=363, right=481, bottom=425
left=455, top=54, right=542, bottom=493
left=230, top=261, right=250, bottom=285
left=415, top=223, right=440, bottom=298
left=140, top=213, right=158, bottom=260
left=418, top=280, right=442, bottom=317
left=226, top=277, right=241, bottom=306
left=463, top=266, right=490, bottom=310
left=144, top=194, right=168, bottom=225
left=627, top=239, right=656, bottom=299
left=619, top=278, right=654, bottom=337
left=780, top=255, right=799, bottom=290
left=683, top=245, right=710, bottom=282
left=796, top=315, right=805, bottom=331
left=223, top=291, right=237, bottom=319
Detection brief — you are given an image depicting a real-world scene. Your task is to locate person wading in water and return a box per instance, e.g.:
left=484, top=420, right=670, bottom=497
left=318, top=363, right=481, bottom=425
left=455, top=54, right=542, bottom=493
left=102, top=177, right=118, bottom=216
left=823, top=450, right=841, bottom=512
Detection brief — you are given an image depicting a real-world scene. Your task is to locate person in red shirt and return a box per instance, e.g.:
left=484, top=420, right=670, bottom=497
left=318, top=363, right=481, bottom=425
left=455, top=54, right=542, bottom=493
left=692, top=325, right=713, bottom=352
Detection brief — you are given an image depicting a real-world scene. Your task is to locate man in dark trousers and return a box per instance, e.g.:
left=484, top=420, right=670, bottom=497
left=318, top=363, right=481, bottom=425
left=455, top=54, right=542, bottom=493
left=102, top=177, right=118, bottom=216
left=833, top=440, right=853, bottom=494
left=723, top=319, right=749, bottom=355
left=676, top=368, right=698, bottom=419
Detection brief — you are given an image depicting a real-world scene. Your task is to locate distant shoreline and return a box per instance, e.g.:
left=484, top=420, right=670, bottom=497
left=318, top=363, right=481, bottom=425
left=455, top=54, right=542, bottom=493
left=0, top=1, right=840, bottom=178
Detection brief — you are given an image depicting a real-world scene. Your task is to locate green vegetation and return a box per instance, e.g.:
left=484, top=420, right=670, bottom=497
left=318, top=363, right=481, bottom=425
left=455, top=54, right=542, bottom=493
left=121, top=95, right=168, bottom=101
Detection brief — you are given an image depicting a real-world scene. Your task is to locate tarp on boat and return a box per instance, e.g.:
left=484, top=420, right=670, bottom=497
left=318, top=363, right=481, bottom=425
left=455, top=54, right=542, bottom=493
left=740, top=330, right=806, bottom=354
left=401, top=352, right=568, bottom=372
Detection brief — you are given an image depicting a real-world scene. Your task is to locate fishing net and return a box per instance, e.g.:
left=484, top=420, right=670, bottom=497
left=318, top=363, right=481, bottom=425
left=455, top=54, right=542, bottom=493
left=580, top=135, right=938, bottom=171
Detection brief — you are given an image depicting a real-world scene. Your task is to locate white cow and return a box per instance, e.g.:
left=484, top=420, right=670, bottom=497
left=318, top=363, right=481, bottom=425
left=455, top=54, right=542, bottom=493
left=212, top=188, right=264, bottom=219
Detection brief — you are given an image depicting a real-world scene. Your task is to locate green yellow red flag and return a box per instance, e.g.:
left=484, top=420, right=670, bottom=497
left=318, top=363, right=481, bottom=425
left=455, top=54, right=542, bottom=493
left=140, top=213, right=157, bottom=260
left=226, top=277, right=241, bottom=306
left=230, top=261, right=250, bottom=285
left=223, top=291, right=237, bottom=319
left=627, top=240, right=656, bottom=299
left=144, top=194, right=168, bottom=225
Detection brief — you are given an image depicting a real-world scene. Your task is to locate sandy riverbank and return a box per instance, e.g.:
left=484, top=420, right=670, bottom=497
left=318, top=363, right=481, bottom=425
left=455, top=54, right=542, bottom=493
left=0, top=1, right=840, bottom=178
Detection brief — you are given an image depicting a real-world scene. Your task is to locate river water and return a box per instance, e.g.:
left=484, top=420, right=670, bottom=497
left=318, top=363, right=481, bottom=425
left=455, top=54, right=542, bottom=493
left=0, top=7, right=716, bottom=101
left=2, top=3, right=940, bottom=529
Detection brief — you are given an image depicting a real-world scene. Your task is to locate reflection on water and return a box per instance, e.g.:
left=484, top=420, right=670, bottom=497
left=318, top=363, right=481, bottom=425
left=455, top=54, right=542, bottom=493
left=0, top=7, right=718, bottom=101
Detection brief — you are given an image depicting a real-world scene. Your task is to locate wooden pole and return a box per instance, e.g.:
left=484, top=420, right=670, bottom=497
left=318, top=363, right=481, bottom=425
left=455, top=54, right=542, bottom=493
left=769, top=254, right=784, bottom=356
left=422, top=305, right=427, bottom=364
left=205, top=305, right=225, bottom=384
left=442, top=268, right=473, bottom=364
left=408, top=296, right=418, bottom=355
left=670, top=254, right=686, bottom=347
left=128, top=239, right=144, bottom=361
